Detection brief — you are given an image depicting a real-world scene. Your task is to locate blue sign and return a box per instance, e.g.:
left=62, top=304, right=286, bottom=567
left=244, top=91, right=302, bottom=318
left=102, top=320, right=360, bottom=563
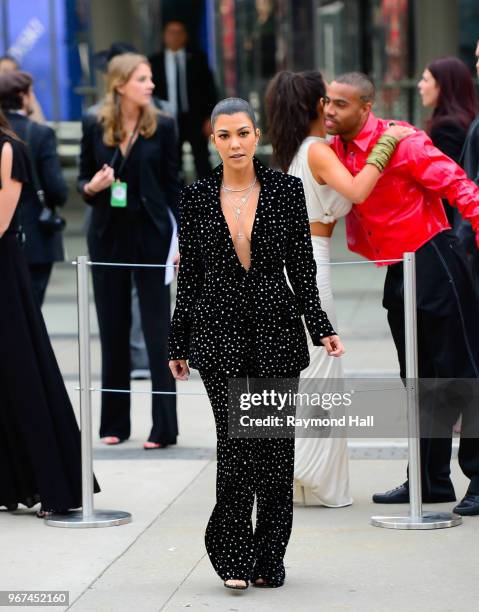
left=2, top=0, right=84, bottom=120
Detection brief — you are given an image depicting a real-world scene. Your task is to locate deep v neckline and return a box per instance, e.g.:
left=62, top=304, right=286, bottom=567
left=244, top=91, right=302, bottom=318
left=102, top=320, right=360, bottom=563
left=219, top=181, right=262, bottom=273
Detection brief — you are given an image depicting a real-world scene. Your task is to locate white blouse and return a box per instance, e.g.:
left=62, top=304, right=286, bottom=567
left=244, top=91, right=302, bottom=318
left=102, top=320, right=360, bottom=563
left=288, top=136, right=352, bottom=224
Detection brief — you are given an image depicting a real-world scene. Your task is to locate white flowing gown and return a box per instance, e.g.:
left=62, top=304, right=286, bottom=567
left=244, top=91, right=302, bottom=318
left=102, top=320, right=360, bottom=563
left=288, top=137, right=353, bottom=507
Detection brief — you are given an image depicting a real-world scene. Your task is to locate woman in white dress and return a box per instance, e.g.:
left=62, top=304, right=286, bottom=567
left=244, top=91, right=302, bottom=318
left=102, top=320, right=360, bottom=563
left=265, top=71, right=413, bottom=506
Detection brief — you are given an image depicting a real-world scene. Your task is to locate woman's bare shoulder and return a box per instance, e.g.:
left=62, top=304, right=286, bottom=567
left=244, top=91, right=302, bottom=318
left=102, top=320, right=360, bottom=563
left=308, top=139, right=335, bottom=159
left=308, top=139, right=338, bottom=171
left=0, top=139, right=13, bottom=167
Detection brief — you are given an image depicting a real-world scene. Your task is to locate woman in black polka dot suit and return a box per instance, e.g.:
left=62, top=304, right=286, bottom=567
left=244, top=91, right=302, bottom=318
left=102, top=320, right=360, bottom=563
left=168, top=98, right=344, bottom=590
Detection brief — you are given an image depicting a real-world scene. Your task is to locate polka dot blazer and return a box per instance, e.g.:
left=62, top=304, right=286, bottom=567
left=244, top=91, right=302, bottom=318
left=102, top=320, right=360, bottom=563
left=168, top=156, right=336, bottom=375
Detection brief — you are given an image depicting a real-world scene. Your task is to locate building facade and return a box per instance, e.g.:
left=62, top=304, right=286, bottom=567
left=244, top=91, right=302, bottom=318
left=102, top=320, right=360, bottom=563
left=213, top=0, right=479, bottom=128
left=1, top=0, right=478, bottom=122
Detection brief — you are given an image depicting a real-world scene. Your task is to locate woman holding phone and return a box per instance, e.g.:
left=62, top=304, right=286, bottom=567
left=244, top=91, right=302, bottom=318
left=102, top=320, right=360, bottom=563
left=78, top=53, right=181, bottom=449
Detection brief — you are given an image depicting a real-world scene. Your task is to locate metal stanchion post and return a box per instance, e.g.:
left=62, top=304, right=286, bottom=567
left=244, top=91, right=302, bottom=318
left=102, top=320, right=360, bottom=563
left=45, top=256, right=132, bottom=528
left=371, top=252, right=462, bottom=529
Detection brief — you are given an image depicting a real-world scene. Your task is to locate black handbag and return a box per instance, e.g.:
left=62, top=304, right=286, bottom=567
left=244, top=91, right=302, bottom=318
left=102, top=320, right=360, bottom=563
left=37, top=197, right=66, bottom=233
left=25, top=122, right=66, bottom=234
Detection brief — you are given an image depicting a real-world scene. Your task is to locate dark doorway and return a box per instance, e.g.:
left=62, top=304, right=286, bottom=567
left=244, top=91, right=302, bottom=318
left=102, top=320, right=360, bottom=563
left=161, top=0, right=206, bottom=50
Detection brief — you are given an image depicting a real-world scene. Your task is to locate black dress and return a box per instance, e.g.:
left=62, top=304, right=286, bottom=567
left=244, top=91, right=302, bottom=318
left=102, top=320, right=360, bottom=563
left=0, top=134, right=98, bottom=512
left=430, top=118, right=468, bottom=227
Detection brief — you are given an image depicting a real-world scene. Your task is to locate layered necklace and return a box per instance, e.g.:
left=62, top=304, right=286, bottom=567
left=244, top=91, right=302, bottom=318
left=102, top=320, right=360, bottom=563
left=221, top=176, right=257, bottom=241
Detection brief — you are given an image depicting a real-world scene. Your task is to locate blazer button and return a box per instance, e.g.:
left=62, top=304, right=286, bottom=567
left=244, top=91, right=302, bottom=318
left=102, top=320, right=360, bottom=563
left=141, top=196, right=147, bottom=203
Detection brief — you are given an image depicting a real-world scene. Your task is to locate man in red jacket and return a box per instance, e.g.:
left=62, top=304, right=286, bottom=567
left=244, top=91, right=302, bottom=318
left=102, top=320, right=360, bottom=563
left=324, top=72, right=479, bottom=516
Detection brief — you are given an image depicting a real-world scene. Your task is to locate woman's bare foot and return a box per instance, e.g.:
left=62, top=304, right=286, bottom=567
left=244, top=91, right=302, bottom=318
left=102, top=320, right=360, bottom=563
left=36, top=507, right=51, bottom=518
left=143, top=441, right=163, bottom=450
left=224, top=579, right=248, bottom=590
left=101, top=436, right=121, bottom=445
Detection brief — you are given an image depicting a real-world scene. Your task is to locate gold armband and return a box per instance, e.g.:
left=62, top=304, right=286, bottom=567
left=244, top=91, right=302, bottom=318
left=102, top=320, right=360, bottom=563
left=366, top=134, right=399, bottom=172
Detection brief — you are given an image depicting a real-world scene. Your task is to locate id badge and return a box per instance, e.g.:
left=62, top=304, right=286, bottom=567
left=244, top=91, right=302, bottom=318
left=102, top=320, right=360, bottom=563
left=110, top=181, right=128, bottom=208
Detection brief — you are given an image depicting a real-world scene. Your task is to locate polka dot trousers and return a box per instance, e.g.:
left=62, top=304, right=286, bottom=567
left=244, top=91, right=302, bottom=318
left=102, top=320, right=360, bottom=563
left=201, top=369, right=299, bottom=587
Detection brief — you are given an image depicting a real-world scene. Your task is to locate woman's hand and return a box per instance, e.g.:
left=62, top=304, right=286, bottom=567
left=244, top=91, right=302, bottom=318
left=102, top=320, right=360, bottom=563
left=384, top=124, right=415, bottom=141
left=321, top=335, right=345, bottom=357
left=173, top=251, right=180, bottom=278
left=169, top=359, right=190, bottom=381
left=85, top=164, right=115, bottom=194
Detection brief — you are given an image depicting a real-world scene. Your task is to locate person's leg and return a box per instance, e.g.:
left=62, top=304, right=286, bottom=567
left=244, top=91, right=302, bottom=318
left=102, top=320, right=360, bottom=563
left=383, top=307, right=457, bottom=501
left=177, top=115, right=187, bottom=180
left=91, top=264, right=132, bottom=440
left=130, top=279, right=150, bottom=377
left=181, top=114, right=211, bottom=179
left=429, top=233, right=479, bottom=505
left=134, top=215, right=177, bottom=445
left=28, top=263, right=53, bottom=307
left=251, top=372, right=298, bottom=587
left=458, top=431, right=479, bottom=495
left=454, top=395, right=479, bottom=513
left=188, top=129, right=212, bottom=179
left=378, top=232, right=479, bottom=503
left=201, top=370, right=255, bottom=584
left=135, top=266, right=178, bottom=444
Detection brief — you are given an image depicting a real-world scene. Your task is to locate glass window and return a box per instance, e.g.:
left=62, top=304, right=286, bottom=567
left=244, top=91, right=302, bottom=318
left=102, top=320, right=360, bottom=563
left=459, top=0, right=479, bottom=76
left=214, top=0, right=316, bottom=129
left=367, top=0, right=416, bottom=122
left=313, top=0, right=362, bottom=79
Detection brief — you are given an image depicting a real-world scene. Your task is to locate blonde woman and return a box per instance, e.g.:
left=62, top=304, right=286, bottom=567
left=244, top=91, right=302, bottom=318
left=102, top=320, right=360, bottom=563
left=77, top=53, right=181, bottom=448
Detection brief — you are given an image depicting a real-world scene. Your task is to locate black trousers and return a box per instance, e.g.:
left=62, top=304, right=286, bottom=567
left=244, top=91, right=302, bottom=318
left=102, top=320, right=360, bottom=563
left=178, top=113, right=211, bottom=179
left=200, top=367, right=299, bottom=585
left=88, top=209, right=177, bottom=443
left=384, top=231, right=479, bottom=498
left=28, top=262, right=53, bottom=307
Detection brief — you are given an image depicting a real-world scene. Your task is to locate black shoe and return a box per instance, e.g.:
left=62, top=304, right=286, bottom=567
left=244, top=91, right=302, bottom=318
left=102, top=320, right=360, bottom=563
left=251, top=577, right=284, bottom=588
left=372, top=483, right=456, bottom=504
left=453, top=494, right=479, bottom=516
left=372, top=484, right=410, bottom=504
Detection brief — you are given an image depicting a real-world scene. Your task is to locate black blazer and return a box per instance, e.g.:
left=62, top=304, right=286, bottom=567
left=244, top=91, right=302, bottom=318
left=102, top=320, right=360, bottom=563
left=462, top=115, right=479, bottom=184
left=149, top=49, right=217, bottom=123
left=430, top=119, right=467, bottom=165
left=6, top=112, right=67, bottom=264
left=77, top=114, right=182, bottom=241
left=431, top=118, right=468, bottom=227
left=456, top=116, right=479, bottom=254
left=168, top=157, right=336, bottom=375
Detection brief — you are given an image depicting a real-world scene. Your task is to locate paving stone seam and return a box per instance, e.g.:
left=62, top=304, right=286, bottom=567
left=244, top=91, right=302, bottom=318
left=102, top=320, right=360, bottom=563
left=67, top=459, right=214, bottom=611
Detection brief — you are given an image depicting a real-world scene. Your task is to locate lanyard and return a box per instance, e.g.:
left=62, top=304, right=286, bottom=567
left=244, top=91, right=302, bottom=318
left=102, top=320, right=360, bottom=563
left=109, top=119, right=140, bottom=178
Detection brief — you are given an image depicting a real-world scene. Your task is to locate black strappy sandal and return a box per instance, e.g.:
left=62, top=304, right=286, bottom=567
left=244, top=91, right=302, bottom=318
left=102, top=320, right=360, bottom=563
left=36, top=508, right=51, bottom=518
left=224, top=579, right=249, bottom=590
left=252, top=577, right=284, bottom=588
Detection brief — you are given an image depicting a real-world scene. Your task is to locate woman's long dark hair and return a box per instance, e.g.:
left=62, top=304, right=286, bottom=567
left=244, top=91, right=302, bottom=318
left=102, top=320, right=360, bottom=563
left=0, top=106, right=20, bottom=141
left=427, top=57, right=479, bottom=135
left=265, top=70, right=326, bottom=172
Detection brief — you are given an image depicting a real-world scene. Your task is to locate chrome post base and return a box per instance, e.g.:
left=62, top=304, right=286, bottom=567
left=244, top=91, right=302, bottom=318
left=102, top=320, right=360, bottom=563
left=44, top=509, right=132, bottom=528
left=371, top=511, right=462, bottom=530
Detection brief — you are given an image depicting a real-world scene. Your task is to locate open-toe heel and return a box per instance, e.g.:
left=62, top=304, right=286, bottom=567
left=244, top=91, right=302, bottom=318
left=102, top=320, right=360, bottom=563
left=224, top=579, right=248, bottom=590
left=252, top=576, right=284, bottom=588
left=36, top=507, right=51, bottom=519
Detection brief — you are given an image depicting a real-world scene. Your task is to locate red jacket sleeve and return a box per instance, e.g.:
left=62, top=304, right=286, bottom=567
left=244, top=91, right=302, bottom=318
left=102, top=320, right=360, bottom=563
left=405, top=133, right=479, bottom=247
